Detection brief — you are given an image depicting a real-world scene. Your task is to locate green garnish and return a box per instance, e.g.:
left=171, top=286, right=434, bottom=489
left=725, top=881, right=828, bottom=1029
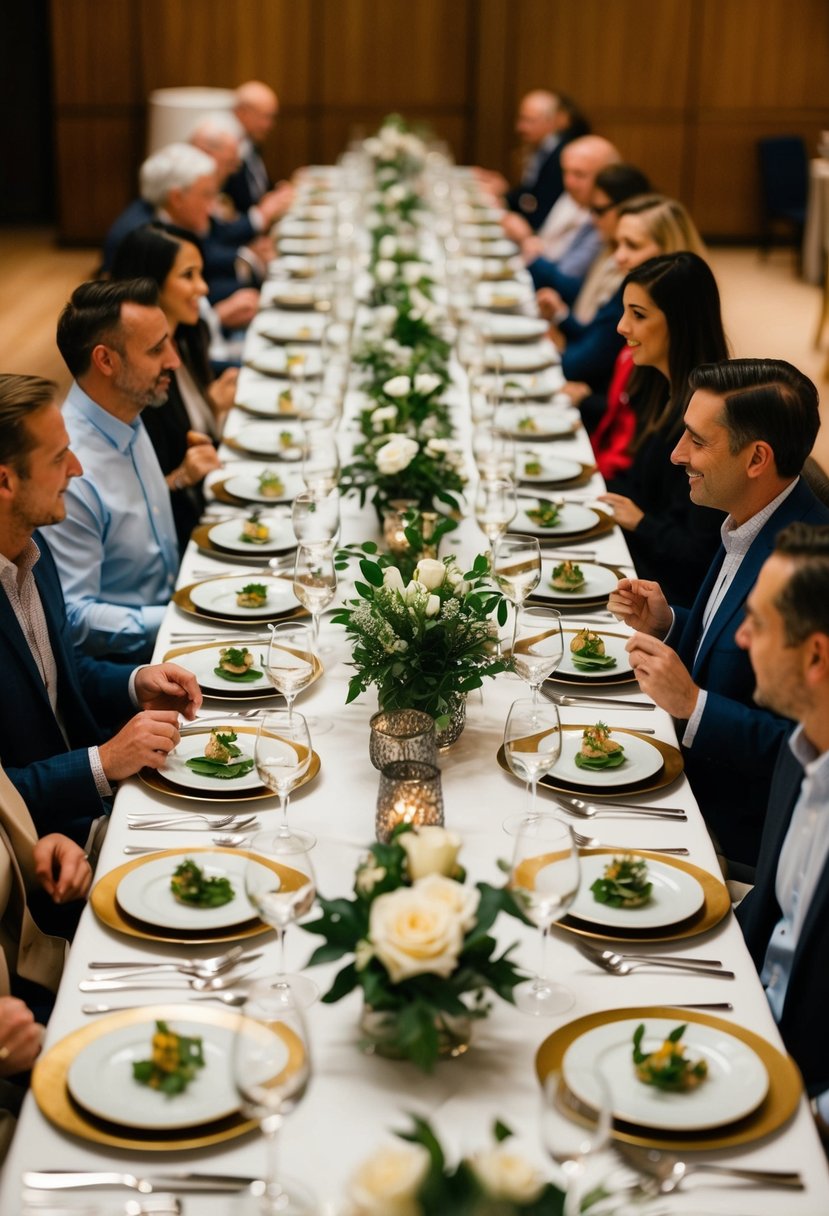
left=185, top=728, right=255, bottom=778
left=170, top=859, right=235, bottom=908
left=574, top=721, right=625, bottom=770
left=570, top=628, right=617, bottom=671
left=632, top=1023, right=708, bottom=1092
left=526, top=501, right=561, bottom=528
left=133, top=1020, right=206, bottom=1096
left=213, top=666, right=264, bottom=683
left=523, top=461, right=542, bottom=477
left=591, top=855, right=652, bottom=907
left=516, top=415, right=538, bottom=433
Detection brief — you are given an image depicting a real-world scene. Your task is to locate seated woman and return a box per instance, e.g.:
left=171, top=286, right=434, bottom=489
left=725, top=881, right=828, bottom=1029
left=111, top=224, right=238, bottom=551
left=597, top=251, right=728, bottom=607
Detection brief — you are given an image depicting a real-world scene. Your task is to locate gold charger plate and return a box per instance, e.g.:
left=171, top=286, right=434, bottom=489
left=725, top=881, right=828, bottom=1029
left=162, top=640, right=323, bottom=702
left=535, top=1006, right=802, bottom=1151
left=173, top=575, right=307, bottom=627
left=498, top=725, right=683, bottom=801
left=91, top=846, right=304, bottom=944
left=31, top=1003, right=302, bottom=1151
left=547, top=627, right=638, bottom=689
left=139, top=724, right=321, bottom=803
left=190, top=522, right=297, bottom=563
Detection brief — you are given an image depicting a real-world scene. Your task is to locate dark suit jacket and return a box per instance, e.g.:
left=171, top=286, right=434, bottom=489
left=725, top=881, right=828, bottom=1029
left=505, top=141, right=565, bottom=232
left=669, top=479, right=829, bottom=865
left=0, top=534, right=134, bottom=842
left=224, top=149, right=272, bottom=215
left=557, top=286, right=625, bottom=392
left=736, top=741, right=829, bottom=1096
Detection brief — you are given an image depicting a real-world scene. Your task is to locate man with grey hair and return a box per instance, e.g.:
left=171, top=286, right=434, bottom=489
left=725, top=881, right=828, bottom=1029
left=190, top=113, right=293, bottom=228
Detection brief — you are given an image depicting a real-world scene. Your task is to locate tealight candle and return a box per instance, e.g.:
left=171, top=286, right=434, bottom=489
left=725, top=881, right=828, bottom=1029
left=375, top=760, right=444, bottom=843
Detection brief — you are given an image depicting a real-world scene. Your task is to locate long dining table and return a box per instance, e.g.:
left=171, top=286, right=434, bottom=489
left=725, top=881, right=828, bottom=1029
left=2, top=160, right=829, bottom=1216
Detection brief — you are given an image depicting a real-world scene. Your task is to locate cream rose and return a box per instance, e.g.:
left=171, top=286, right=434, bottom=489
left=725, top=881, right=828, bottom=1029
left=382, top=565, right=405, bottom=592
left=416, top=873, right=479, bottom=932
left=369, top=884, right=465, bottom=983
left=469, top=1145, right=545, bottom=1203
left=378, top=234, right=398, bottom=259
left=400, top=826, right=460, bottom=880
left=375, top=259, right=397, bottom=284
left=349, top=1142, right=429, bottom=1216
left=382, top=375, right=411, bottom=398
left=413, top=373, right=441, bottom=396
left=413, top=557, right=446, bottom=591
left=424, top=594, right=441, bottom=618
left=376, top=434, right=418, bottom=476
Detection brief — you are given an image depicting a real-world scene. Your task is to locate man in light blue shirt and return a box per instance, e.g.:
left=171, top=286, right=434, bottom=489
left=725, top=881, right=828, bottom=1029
left=49, top=279, right=181, bottom=662
left=734, top=522, right=829, bottom=1136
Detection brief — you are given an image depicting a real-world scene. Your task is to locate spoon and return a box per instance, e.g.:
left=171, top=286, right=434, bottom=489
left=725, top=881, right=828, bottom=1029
left=555, top=795, right=687, bottom=821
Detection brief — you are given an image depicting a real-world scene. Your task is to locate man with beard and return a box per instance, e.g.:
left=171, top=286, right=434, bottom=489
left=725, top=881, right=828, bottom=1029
left=49, top=279, right=181, bottom=661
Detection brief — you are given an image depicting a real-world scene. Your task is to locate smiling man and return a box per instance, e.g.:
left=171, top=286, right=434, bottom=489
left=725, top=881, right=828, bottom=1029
left=607, top=358, right=829, bottom=870
left=48, top=279, right=181, bottom=662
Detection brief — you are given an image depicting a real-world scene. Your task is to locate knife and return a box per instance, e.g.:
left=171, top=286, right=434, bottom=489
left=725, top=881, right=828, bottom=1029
left=23, top=1171, right=262, bottom=1193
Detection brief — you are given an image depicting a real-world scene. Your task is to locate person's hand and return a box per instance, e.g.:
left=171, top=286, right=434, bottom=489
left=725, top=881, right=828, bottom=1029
left=521, top=235, right=545, bottom=264
left=473, top=168, right=509, bottom=198
left=134, top=663, right=202, bottom=718
left=0, top=997, right=44, bottom=1076
left=98, top=712, right=182, bottom=781
left=535, top=287, right=566, bottom=321
left=214, top=289, right=259, bottom=330
left=33, top=835, right=93, bottom=904
left=561, top=381, right=592, bottom=405
left=259, top=181, right=295, bottom=226
left=597, top=493, right=644, bottom=531
left=502, top=213, right=532, bottom=243
left=626, top=633, right=701, bottom=719
left=607, top=577, right=672, bottom=637
left=168, top=439, right=220, bottom=491
left=208, top=368, right=239, bottom=414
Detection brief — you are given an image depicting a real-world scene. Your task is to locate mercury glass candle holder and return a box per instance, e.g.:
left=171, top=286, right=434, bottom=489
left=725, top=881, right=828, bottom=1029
left=369, top=709, right=438, bottom=771
left=375, top=761, right=444, bottom=843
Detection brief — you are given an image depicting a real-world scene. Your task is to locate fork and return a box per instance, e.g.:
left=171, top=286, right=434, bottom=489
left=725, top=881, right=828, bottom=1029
left=555, top=795, right=687, bottom=821
left=88, top=945, right=247, bottom=973
left=542, top=689, right=654, bottom=711
left=617, top=1143, right=804, bottom=1193
left=576, top=945, right=734, bottom=978
left=570, top=829, right=688, bottom=855
left=127, top=812, right=258, bottom=831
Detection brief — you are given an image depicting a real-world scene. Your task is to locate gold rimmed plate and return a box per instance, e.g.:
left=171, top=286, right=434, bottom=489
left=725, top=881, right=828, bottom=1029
left=535, top=1006, right=802, bottom=1151
left=90, top=847, right=303, bottom=944
left=497, top=726, right=683, bottom=799
left=162, top=641, right=322, bottom=702
left=194, top=518, right=297, bottom=559
left=173, top=574, right=307, bottom=627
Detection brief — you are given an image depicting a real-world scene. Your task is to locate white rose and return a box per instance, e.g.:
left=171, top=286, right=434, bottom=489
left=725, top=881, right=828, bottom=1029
left=424, top=437, right=450, bottom=457
left=376, top=434, right=418, bottom=475
left=414, top=373, right=441, bottom=396
left=416, top=873, right=479, bottom=932
left=378, top=234, right=398, bottom=259
left=373, top=304, right=397, bottom=332
left=349, top=1141, right=429, bottom=1216
left=371, top=405, right=398, bottom=430
left=385, top=184, right=407, bottom=206
left=382, top=566, right=405, bottom=592
left=363, top=137, right=382, bottom=157
left=369, top=884, right=465, bottom=982
left=424, top=594, right=441, bottom=618
left=400, top=826, right=460, bottom=880
left=402, top=261, right=427, bottom=284
left=413, top=557, right=447, bottom=591
left=375, top=259, right=397, bottom=284
left=383, top=375, right=412, bottom=398
left=469, top=1145, right=545, bottom=1204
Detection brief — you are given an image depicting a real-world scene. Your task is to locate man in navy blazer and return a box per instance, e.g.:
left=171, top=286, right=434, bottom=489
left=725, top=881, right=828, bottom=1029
left=733, top=523, right=829, bottom=1119
left=608, top=359, right=829, bottom=868
left=0, top=374, right=202, bottom=845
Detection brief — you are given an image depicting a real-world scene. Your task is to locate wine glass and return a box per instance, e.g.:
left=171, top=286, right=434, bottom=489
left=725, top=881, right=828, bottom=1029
left=291, top=488, right=340, bottom=552
left=232, top=981, right=315, bottom=1214
left=301, top=430, right=340, bottom=495
left=265, top=622, right=316, bottom=712
left=245, top=830, right=319, bottom=1007
left=541, top=1068, right=613, bottom=1216
left=254, top=709, right=313, bottom=847
left=293, top=544, right=337, bottom=648
left=475, top=476, right=517, bottom=558
left=509, top=813, right=580, bottom=1016
left=494, top=534, right=541, bottom=654
left=503, top=697, right=562, bottom=825
left=468, top=370, right=499, bottom=427
left=472, top=424, right=515, bottom=481
left=512, top=606, right=564, bottom=701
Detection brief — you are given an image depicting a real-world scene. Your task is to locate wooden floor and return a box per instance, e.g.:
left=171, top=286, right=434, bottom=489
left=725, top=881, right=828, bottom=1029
left=0, top=227, right=827, bottom=470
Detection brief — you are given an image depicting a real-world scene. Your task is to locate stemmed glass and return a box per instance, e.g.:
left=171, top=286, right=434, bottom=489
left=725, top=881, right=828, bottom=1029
left=301, top=430, right=340, bottom=495
left=512, top=606, right=564, bottom=701
left=245, top=830, right=319, bottom=1007
left=291, top=488, right=340, bottom=552
left=254, top=709, right=313, bottom=847
left=493, top=534, right=541, bottom=654
left=475, top=476, right=517, bottom=558
left=468, top=370, right=500, bottom=427
left=509, top=813, right=580, bottom=1016
left=232, top=981, right=315, bottom=1214
left=472, top=424, right=515, bottom=482
left=503, top=697, right=562, bottom=827
left=293, top=544, right=337, bottom=648
left=541, top=1068, right=613, bottom=1216
left=264, top=623, right=317, bottom=714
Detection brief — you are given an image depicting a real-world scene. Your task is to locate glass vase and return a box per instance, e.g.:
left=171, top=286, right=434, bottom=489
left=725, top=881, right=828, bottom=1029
left=359, top=1003, right=473, bottom=1061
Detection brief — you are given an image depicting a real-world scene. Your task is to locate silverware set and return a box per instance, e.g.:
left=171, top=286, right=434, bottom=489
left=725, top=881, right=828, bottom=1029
left=542, top=689, right=654, bottom=711
left=23, top=1170, right=261, bottom=1195
left=617, top=1143, right=803, bottom=1194
left=123, top=834, right=250, bottom=853
left=576, top=941, right=735, bottom=979
left=555, top=794, right=687, bottom=821
left=127, top=812, right=259, bottom=831
left=569, top=828, right=688, bottom=855
left=79, top=969, right=254, bottom=995
left=88, top=945, right=252, bottom=976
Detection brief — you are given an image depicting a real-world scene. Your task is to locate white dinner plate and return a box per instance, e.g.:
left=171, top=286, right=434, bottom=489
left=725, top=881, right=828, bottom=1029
left=279, top=219, right=332, bottom=239
left=223, top=467, right=303, bottom=504
left=228, top=421, right=304, bottom=458
left=245, top=348, right=323, bottom=378
left=558, top=629, right=633, bottom=681
left=164, top=643, right=269, bottom=697
left=466, top=238, right=519, bottom=258
left=278, top=237, right=335, bottom=256
left=259, top=314, right=325, bottom=344
left=516, top=452, right=583, bottom=484
left=533, top=560, right=619, bottom=605
left=67, top=1018, right=245, bottom=1130
left=473, top=282, right=529, bottom=312
left=234, top=378, right=303, bottom=419
left=158, top=731, right=264, bottom=796
left=459, top=223, right=505, bottom=240
left=207, top=517, right=296, bottom=556
left=563, top=1017, right=769, bottom=1131
left=116, top=851, right=270, bottom=930
left=473, top=314, right=549, bottom=343
left=567, top=854, right=705, bottom=929
left=489, top=368, right=565, bottom=399
left=189, top=575, right=298, bottom=619
left=551, top=730, right=663, bottom=790
left=263, top=275, right=320, bottom=299
left=514, top=502, right=600, bottom=537
left=485, top=342, right=558, bottom=372
left=496, top=404, right=579, bottom=439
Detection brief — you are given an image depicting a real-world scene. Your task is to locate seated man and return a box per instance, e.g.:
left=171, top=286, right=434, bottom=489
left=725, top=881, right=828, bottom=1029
left=0, top=372, right=200, bottom=844
left=49, top=280, right=182, bottom=661
left=225, top=79, right=287, bottom=215
left=734, top=523, right=829, bottom=1128
left=190, top=113, right=294, bottom=231
left=608, top=359, right=829, bottom=868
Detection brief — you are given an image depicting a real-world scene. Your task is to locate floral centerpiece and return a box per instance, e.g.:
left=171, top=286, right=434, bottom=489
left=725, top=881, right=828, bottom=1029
left=348, top=1116, right=566, bottom=1215
left=304, top=825, right=527, bottom=1071
left=332, top=551, right=508, bottom=731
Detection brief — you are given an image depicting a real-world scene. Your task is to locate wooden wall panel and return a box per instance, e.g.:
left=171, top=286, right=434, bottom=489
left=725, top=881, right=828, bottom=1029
left=51, top=0, right=139, bottom=107
left=54, top=116, right=142, bottom=244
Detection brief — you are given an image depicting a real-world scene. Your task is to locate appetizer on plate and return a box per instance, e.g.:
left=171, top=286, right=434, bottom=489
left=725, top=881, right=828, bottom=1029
left=574, top=722, right=625, bottom=770
left=133, top=1021, right=206, bottom=1096
left=591, top=855, right=652, bottom=907
left=258, top=469, right=285, bottom=498
left=214, top=646, right=264, bottom=684
left=516, top=414, right=539, bottom=434
left=550, top=560, right=586, bottom=592
left=236, top=582, right=268, bottom=609
left=278, top=388, right=294, bottom=413
left=527, top=499, right=562, bottom=528
left=632, top=1023, right=708, bottom=1092
left=170, top=858, right=235, bottom=908
left=185, top=729, right=255, bottom=779
left=523, top=458, right=543, bottom=477
left=286, top=352, right=305, bottom=373
left=570, top=628, right=618, bottom=671
left=240, top=511, right=271, bottom=544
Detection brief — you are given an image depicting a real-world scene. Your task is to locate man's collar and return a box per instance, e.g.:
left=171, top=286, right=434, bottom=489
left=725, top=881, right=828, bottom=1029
left=67, top=382, right=142, bottom=454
